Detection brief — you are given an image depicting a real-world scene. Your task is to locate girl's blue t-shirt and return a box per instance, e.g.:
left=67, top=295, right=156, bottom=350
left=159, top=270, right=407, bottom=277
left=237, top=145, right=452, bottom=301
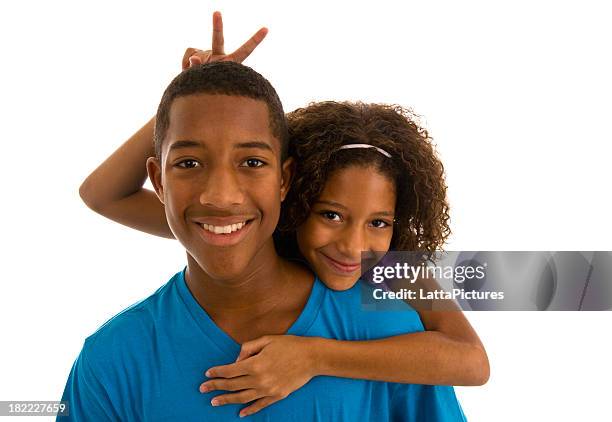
left=59, top=269, right=467, bottom=421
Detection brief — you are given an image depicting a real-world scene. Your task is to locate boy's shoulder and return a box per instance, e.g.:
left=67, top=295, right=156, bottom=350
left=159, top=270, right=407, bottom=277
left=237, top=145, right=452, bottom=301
left=81, top=271, right=182, bottom=365
left=315, top=279, right=425, bottom=339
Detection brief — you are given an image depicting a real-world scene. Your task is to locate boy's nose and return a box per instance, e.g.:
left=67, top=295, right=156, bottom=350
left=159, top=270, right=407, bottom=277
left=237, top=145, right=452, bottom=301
left=198, top=167, right=245, bottom=208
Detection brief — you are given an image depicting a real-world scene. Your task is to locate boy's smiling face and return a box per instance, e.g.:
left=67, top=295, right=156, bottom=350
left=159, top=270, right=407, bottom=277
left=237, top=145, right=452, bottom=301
left=148, top=93, right=291, bottom=281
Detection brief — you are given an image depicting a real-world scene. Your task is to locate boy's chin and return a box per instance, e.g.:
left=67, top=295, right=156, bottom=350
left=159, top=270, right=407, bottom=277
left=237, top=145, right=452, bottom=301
left=184, top=250, right=252, bottom=283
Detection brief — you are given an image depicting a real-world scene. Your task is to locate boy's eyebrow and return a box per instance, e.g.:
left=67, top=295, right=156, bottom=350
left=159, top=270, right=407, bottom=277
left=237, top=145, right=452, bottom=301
left=235, top=141, right=274, bottom=153
left=168, top=140, right=203, bottom=152
left=167, top=140, right=274, bottom=153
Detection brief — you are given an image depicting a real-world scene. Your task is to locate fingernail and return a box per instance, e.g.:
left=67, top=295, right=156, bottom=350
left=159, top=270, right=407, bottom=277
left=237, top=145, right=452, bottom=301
left=211, top=399, right=219, bottom=406
left=205, top=370, right=212, bottom=377
left=200, top=385, right=209, bottom=393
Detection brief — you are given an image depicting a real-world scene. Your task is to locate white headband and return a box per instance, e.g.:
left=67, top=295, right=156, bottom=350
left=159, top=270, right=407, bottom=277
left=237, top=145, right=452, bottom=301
left=337, top=143, right=392, bottom=158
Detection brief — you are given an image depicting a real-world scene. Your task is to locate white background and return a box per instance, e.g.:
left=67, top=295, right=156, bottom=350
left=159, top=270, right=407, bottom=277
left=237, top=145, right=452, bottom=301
left=1, top=0, right=611, bottom=420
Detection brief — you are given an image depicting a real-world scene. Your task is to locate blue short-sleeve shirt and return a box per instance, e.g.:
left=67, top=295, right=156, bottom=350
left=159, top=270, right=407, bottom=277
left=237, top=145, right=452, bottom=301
left=59, top=269, right=467, bottom=421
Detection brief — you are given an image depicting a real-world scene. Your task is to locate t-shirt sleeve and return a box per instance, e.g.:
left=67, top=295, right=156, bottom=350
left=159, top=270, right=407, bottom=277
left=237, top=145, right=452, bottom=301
left=390, top=384, right=468, bottom=422
left=57, top=344, right=120, bottom=422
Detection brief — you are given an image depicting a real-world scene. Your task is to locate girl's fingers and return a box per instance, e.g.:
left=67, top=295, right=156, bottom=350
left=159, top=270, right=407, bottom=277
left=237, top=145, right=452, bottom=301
left=182, top=47, right=198, bottom=70
left=200, top=376, right=251, bottom=393
left=239, top=397, right=279, bottom=417
left=211, top=11, right=225, bottom=55
left=184, top=12, right=266, bottom=71
left=206, top=360, right=249, bottom=379
left=236, top=335, right=271, bottom=362
left=188, top=51, right=214, bottom=68
left=228, top=27, right=268, bottom=63
left=210, top=389, right=261, bottom=407
left=189, top=56, right=202, bottom=67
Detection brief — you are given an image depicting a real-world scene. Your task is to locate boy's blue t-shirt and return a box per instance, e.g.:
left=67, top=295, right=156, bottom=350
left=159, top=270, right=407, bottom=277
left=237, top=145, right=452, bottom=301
left=59, top=269, right=467, bottom=421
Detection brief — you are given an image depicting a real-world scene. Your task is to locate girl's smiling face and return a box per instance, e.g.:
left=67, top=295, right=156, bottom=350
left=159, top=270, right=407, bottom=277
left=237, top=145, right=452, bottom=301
left=296, top=165, right=396, bottom=291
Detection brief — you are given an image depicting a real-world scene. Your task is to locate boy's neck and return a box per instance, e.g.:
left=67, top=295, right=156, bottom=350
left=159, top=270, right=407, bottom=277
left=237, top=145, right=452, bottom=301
left=184, top=240, right=313, bottom=343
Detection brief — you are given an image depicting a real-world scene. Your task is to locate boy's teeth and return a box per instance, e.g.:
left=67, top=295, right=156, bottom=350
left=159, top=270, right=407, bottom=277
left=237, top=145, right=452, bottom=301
left=201, top=221, right=246, bottom=234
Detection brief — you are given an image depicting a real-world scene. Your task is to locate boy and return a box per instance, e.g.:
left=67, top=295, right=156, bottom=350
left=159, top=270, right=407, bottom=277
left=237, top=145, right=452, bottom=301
left=59, top=61, right=465, bottom=421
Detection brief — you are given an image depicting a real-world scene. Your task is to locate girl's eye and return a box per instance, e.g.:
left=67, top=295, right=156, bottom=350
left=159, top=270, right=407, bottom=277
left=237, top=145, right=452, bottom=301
left=176, top=159, right=200, bottom=169
left=370, top=219, right=392, bottom=228
left=320, top=211, right=342, bottom=222
left=241, top=158, right=266, bottom=168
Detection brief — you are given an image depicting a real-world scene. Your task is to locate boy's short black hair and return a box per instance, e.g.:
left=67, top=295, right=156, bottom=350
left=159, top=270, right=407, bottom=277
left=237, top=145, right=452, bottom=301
left=153, top=61, right=288, bottom=160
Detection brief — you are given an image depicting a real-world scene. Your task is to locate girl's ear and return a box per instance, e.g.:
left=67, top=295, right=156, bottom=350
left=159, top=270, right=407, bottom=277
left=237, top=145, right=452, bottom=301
left=280, top=157, right=295, bottom=202
left=146, top=156, right=165, bottom=205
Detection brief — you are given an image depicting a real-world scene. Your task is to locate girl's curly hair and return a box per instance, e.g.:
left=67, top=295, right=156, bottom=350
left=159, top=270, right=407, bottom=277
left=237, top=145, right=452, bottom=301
left=278, top=101, right=451, bottom=261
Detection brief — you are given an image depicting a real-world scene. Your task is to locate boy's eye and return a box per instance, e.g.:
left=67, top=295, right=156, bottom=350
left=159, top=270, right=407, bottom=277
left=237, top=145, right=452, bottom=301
left=176, top=159, right=200, bottom=169
left=370, top=219, right=392, bottom=228
left=241, top=158, right=266, bottom=168
left=320, top=211, right=342, bottom=222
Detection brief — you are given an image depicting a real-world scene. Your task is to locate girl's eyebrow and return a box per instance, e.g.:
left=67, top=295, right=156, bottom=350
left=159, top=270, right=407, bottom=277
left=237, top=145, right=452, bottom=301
left=316, top=200, right=394, bottom=217
left=371, top=211, right=395, bottom=217
left=315, top=200, right=347, bottom=210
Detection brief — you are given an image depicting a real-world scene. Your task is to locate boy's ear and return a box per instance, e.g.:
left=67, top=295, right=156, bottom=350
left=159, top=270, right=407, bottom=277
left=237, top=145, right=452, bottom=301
left=146, top=156, right=165, bottom=205
left=280, top=157, right=295, bottom=202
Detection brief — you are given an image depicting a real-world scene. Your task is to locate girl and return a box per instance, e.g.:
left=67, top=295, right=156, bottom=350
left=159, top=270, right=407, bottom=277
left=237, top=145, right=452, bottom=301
left=79, top=14, right=488, bottom=417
